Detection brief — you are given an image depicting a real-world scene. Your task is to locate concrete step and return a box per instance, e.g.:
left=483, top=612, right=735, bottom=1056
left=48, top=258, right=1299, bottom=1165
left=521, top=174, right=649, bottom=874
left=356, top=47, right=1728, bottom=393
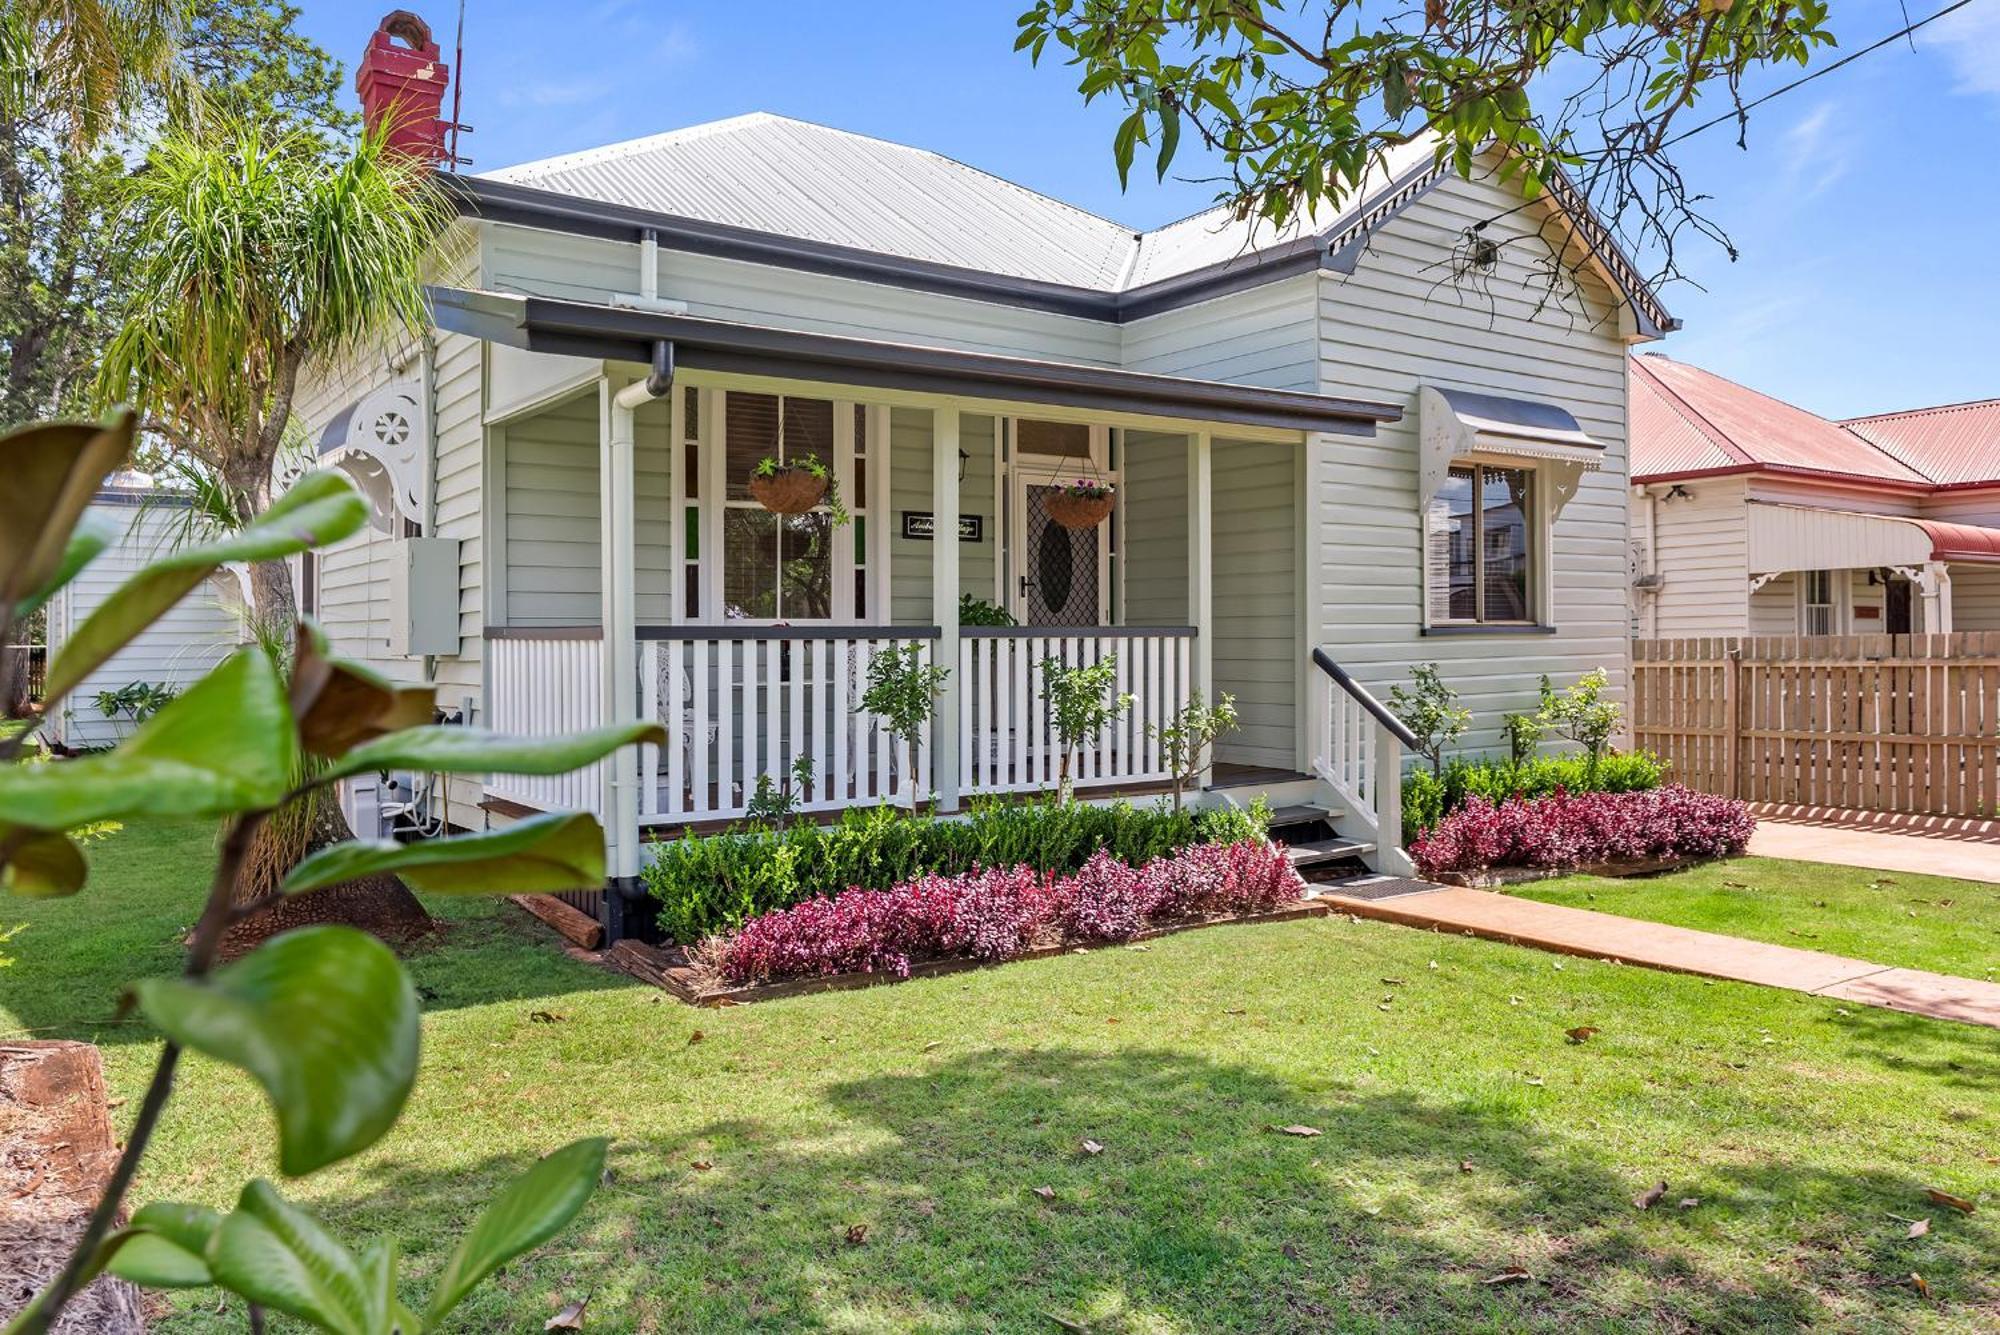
left=1284, top=836, right=1377, bottom=868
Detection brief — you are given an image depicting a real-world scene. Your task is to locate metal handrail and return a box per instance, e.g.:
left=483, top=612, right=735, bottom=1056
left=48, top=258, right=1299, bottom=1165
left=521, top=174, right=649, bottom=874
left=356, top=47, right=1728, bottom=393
left=1310, top=647, right=1419, bottom=748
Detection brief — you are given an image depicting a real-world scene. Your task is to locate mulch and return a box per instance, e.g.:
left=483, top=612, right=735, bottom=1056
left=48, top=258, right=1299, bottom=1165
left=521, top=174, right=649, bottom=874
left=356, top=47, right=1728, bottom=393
left=0, top=1042, right=145, bottom=1334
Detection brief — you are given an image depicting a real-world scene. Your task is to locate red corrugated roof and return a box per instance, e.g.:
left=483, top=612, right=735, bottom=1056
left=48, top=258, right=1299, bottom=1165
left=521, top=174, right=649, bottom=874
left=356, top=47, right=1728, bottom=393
left=1632, top=354, right=2000, bottom=490
left=1843, top=400, right=2000, bottom=487
left=1630, top=355, right=1931, bottom=485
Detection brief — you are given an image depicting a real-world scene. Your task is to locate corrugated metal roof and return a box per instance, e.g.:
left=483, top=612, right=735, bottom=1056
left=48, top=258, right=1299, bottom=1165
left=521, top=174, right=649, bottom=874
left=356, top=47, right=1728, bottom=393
left=1629, top=354, right=1932, bottom=485
left=1124, top=139, right=1439, bottom=289
left=1842, top=400, right=2000, bottom=486
left=485, top=113, right=1139, bottom=290
left=483, top=112, right=1447, bottom=295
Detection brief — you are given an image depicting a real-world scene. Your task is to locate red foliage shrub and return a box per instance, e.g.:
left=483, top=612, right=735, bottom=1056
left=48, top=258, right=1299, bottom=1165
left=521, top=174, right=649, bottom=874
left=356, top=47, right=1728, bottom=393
left=1409, top=784, right=1754, bottom=878
left=717, top=840, right=1303, bottom=983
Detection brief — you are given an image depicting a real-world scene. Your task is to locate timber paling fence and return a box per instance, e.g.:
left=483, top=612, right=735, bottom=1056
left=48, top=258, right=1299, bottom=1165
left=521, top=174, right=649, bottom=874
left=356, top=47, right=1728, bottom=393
left=1632, top=633, right=2000, bottom=818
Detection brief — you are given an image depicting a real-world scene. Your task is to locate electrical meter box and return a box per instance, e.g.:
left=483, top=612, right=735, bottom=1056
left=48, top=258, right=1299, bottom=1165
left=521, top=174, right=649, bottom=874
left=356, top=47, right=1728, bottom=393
left=387, top=537, right=459, bottom=657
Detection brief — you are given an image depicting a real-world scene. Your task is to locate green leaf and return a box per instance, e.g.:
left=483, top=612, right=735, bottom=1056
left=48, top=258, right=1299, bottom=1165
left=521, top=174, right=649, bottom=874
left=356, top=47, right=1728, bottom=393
left=423, top=1138, right=609, bottom=1326
left=1155, top=103, right=1181, bottom=181
left=44, top=471, right=366, bottom=703
left=0, top=649, right=298, bottom=830
left=321, top=721, right=667, bottom=785
left=206, top=1180, right=374, bottom=1335
left=0, top=827, right=85, bottom=897
left=0, top=415, right=133, bottom=611
left=107, top=1201, right=224, bottom=1290
left=282, top=812, right=606, bottom=897
left=16, top=517, right=115, bottom=625
left=132, top=926, right=419, bottom=1176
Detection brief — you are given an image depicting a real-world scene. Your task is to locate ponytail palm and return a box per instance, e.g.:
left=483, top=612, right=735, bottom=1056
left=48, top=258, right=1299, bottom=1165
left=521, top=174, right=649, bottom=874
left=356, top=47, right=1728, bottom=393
left=98, top=117, right=449, bottom=634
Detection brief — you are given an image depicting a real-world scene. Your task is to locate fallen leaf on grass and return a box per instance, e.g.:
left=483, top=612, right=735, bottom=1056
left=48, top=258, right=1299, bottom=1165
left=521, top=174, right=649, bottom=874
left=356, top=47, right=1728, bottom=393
left=687, top=1029, right=704, bottom=1044
left=1043, top=1312, right=1090, bottom=1333
left=1080, top=1139, right=1104, bottom=1156
left=845, top=1223, right=869, bottom=1246
left=1566, top=1026, right=1599, bottom=1044
left=1458, top=1160, right=1476, bottom=1174
left=1281, top=1241, right=1302, bottom=1261
left=691, top=1160, right=713, bottom=1172
left=1786, top=930, right=1819, bottom=940
left=1677, top=1198, right=1700, bottom=1210
left=1723, top=880, right=1750, bottom=889
left=529, top=1010, right=566, bottom=1023
left=1224, top=1007, right=1247, bottom=1015
left=1482, top=1267, right=1533, bottom=1286
left=1633, top=1181, right=1669, bottom=1210
left=1910, top=1272, right=1931, bottom=1299
left=1126, top=944, right=1151, bottom=952
left=1032, top=1185, right=1057, bottom=1200
left=1380, top=977, right=1407, bottom=986
left=1270, top=1124, right=1323, bottom=1138
left=1925, top=1188, right=1975, bottom=1214
left=1908, top=1217, right=1931, bottom=1239
left=922, top=1040, right=941, bottom=1052
left=1508, top=995, right=1523, bottom=1007
left=545, top=1295, right=589, bottom=1330
left=1522, top=1075, right=1545, bottom=1087
left=1551, top=960, right=1565, bottom=971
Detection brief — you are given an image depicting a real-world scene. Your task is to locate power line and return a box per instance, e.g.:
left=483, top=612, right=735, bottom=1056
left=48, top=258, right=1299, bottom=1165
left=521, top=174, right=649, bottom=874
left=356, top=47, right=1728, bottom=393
left=1662, top=0, right=1978, bottom=148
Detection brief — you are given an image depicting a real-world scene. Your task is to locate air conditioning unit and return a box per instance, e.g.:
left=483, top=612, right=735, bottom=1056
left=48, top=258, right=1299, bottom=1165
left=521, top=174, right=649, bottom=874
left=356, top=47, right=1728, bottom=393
left=387, top=536, right=459, bottom=657
left=337, top=772, right=387, bottom=839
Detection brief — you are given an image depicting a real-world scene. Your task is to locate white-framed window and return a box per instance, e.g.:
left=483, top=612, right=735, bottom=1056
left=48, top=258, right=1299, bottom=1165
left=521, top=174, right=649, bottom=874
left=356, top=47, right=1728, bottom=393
left=1425, top=462, right=1537, bottom=625
left=1800, top=569, right=1838, bottom=636
left=679, top=388, right=876, bottom=624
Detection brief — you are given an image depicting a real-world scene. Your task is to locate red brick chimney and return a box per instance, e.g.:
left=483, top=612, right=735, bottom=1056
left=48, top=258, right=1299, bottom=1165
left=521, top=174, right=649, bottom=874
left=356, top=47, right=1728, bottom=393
left=356, top=11, right=451, bottom=167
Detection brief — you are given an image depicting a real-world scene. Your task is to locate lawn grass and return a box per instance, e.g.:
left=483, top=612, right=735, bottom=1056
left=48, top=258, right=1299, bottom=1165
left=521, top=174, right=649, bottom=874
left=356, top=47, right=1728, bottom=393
left=1514, top=855, right=2000, bottom=980
left=3, top=822, right=1996, bottom=1332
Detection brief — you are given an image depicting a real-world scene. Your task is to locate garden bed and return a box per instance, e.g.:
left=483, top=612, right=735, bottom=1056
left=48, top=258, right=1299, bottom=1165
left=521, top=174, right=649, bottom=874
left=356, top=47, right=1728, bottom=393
left=609, top=898, right=1333, bottom=1005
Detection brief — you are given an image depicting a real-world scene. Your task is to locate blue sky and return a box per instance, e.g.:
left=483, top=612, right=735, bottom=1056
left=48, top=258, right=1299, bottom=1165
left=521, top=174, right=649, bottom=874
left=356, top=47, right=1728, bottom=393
left=298, top=1, right=1998, bottom=418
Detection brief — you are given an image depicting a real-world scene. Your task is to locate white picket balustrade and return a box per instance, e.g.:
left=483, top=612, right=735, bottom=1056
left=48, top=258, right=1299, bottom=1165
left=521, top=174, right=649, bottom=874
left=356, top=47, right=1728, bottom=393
left=638, top=630, right=934, bottom=823
left=484, top=632, right=606, bottom=814
left=959, top=628, right=1195, bottom=796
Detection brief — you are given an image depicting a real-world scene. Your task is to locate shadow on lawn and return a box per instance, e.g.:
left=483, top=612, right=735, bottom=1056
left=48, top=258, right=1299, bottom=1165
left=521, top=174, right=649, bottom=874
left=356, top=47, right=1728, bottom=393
left=1821, top=1003, right=2000, bottom=1093
left=324, top=1045, right=1990, bottom=1332
left=0, top=885, right=626, bottom=1049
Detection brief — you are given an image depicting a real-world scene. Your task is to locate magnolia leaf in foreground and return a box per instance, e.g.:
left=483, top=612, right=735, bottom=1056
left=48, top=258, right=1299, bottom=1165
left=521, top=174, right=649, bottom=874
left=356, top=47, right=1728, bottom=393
left=283, top=812, right=606, bottom=897
left=0, top=415, right=132, bottom=608
left=0, top=827, right=86, bottom=897
left=0, top=650, right=297, bottom=830
left=109, top=1201, right=224, bottom=1291
left=206, top=1180, right=377, bottom=1335
left=16, top=518, right=115, bottom=625
left=44, top=471, right=366, bottom=702
left=322, top=721, right=667, bottom=784
left=423, top=1137, right=610, bottom=1326
left=291, top=618, right=436, bottom=758
left=132, top=926, right=419, bottom=1177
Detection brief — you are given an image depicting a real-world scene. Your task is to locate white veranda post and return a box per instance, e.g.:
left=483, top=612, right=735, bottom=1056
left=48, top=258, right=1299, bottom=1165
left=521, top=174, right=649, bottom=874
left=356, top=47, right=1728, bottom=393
left=932, top=406, right=962, bottom=811
left=600, top=371, right=652, bottom=888
left=1186, top=429, right=1214, bottom=787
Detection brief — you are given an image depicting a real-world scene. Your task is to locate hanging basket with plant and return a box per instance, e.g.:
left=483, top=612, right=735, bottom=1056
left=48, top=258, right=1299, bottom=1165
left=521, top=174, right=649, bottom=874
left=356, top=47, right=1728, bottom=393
left=1045, top=477, right=1115, bottom=531
left=748, top=454, right=848, bottom=522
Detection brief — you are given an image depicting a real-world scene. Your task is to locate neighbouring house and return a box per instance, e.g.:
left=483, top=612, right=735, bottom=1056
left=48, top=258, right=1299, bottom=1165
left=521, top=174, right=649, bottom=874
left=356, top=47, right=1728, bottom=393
left=1630, top=352, right=2000, bottom=639
left=298, top=14, right=1673, bottom=925
left=39, top=475, right=245, bottom=750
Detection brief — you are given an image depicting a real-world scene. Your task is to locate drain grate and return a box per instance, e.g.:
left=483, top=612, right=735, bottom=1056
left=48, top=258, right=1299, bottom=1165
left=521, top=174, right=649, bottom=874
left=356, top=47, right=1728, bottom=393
left=1313, top=875, right=1444, bottom=903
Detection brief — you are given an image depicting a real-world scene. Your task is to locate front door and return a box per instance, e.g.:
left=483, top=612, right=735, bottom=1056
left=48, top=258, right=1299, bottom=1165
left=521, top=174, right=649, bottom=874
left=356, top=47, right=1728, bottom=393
left=1885, top=574, right=1913, bottom=635
left=1010, top=467, right=1107, bottom=626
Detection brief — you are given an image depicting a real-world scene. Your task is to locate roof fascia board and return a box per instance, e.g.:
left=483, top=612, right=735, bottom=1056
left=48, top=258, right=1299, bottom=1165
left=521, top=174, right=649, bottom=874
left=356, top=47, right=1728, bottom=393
left=1631, top=461, right=1939, bottom=494
left=426, top=286, right=1399, bottom=437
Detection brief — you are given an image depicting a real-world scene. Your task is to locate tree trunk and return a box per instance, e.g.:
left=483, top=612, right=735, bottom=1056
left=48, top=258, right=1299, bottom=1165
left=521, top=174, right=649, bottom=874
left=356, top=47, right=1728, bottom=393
left=215, top=452, right=432, bottom=953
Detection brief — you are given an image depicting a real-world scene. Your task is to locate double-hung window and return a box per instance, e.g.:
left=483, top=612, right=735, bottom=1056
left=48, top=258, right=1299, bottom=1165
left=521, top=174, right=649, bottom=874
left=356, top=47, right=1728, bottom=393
left=714, top=391, right=869, bottom=622
left=1426, top=463, right=1535, bottom=625
left=1800, top=570, right=1837, bottom=636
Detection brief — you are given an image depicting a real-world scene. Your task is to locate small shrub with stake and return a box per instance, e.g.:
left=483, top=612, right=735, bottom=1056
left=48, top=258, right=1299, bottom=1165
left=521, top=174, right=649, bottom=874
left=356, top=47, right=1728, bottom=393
left=858, top=643, right=948, bottom=809
left=1150, top=689, right=1237, bottom=812
left=1041, top=655, right=1134, bottom=803
left=1538, top=668, right=1623, bottom=779
left=1388, top=662, right=1470, bottom=777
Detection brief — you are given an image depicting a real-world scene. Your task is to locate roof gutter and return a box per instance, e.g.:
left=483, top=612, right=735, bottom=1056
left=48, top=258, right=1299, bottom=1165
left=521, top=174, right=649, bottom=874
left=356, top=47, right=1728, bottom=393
left=428, top=286, right=1401, bottom=436
left=1631, top=462, right=1939, bottom=494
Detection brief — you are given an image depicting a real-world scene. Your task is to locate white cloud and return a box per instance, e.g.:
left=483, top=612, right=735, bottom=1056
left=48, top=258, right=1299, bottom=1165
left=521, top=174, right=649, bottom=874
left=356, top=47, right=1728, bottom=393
left=501, top=76, right=616, bottom=110
left=1774, top=101, right=1849, bottom=200
left=1922, top=4, right=2000, bottom=100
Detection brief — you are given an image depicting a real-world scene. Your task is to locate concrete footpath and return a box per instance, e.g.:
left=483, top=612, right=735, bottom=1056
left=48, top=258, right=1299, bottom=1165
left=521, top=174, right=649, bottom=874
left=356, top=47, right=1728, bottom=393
left=1748, top=817, right=2000, bottom=885
left=1319, top=883, right=2000, bottom=1029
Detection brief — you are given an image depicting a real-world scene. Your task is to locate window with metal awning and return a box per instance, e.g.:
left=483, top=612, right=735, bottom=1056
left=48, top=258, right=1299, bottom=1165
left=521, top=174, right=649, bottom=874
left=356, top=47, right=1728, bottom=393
left=1417, top=386, right=1605, bottom=631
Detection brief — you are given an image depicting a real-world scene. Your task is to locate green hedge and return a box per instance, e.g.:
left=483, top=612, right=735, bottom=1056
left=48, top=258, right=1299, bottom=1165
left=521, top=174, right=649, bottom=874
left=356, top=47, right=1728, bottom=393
left=1403, top=751, right=1668, bottom=840
left=641, top=797, right=1267, bottom=943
